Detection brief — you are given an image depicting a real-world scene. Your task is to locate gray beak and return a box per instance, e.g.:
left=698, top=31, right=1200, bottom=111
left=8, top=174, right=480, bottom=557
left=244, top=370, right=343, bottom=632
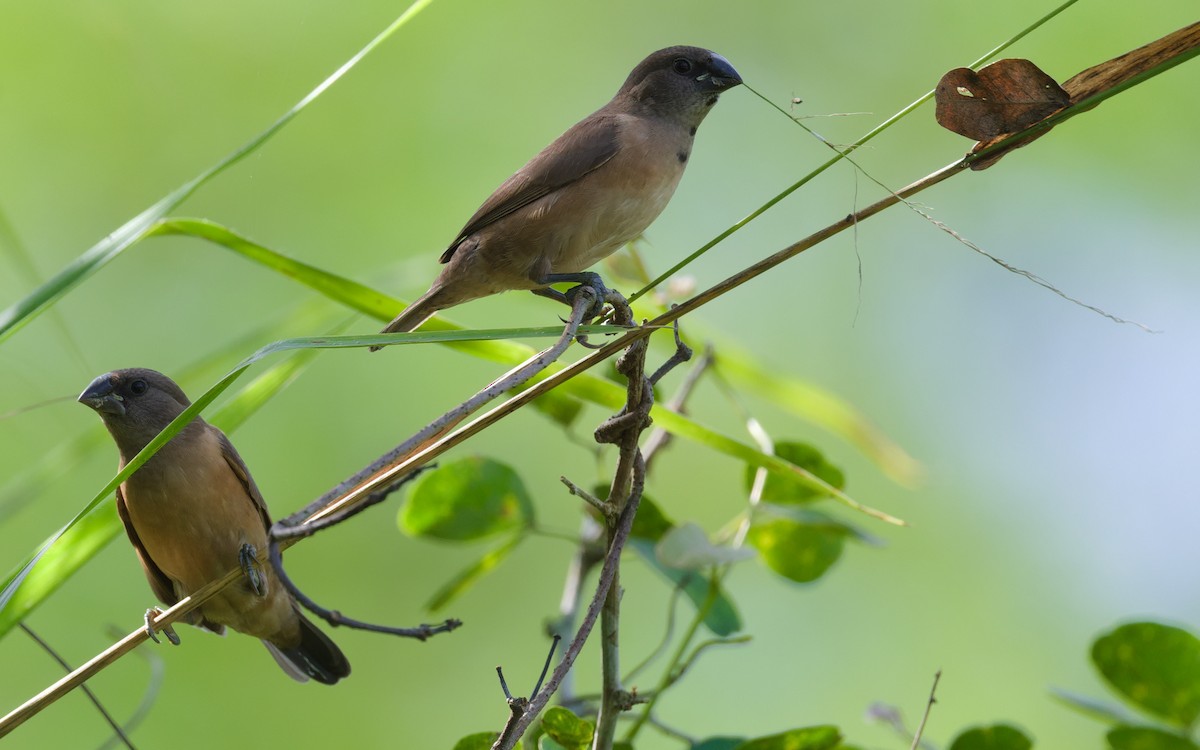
left=78, top=374, right=125, bottom=416
left=707, top=53, right=742, bottom=88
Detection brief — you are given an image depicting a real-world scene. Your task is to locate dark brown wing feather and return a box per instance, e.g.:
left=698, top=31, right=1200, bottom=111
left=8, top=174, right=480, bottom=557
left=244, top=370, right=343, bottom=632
left=440, top=113, right=622, bottom=264
left=115, top=486, right=177, bottom=607
left=215, top=429, right=272, bottom=533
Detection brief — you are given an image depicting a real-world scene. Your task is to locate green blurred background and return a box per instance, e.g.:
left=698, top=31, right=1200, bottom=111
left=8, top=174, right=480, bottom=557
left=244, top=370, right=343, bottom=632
left=2, top=1, right=1198, bottom=747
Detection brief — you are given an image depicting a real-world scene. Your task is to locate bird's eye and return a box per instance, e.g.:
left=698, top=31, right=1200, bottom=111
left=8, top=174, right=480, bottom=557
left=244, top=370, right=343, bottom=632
left=672, top=58, right=693, bottom=75
left=129, top=379, right=148, bottom=396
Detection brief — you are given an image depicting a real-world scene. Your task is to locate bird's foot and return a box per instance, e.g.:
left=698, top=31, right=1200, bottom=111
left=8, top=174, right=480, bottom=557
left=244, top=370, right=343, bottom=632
left=144, top=607, right=181, bottom=646
left=239, top=543, right=267, bottom=597
left=537, top=272, right=613, bottom=322
left=565, top=275, right=612, bottom=322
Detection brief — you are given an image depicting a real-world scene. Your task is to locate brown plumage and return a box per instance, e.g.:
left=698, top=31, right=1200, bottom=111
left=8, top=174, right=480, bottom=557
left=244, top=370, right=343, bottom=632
left=78, top=368, right=349, bottom=684
left=374, top=45, right=741, bottom=345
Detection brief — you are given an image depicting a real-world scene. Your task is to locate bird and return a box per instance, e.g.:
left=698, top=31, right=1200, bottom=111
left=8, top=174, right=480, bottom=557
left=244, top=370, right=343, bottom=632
left=78, top=368, right=350, bottom=684
left=374, top=45, right=741, bottom=347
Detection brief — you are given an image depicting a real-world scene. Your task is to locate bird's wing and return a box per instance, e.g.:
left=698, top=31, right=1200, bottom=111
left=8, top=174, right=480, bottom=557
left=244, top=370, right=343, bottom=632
left=115, top=485, right=178, bottom=607
left=440, top=113, right=623, bottom=263
left=216, top=430, right=273, bottom=533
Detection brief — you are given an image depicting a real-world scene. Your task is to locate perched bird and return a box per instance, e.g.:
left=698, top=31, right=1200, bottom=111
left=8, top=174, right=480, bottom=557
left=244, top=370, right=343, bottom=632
left=79, top=368, right=350, bottom=684
left=375, top=45, right=741, bottom=344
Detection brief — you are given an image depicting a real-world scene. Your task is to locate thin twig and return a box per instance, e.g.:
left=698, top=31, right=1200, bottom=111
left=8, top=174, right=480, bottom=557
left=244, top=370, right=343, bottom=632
left=19, top=624, right=136, bottom=750
left=592, top=295, right=649, bottom=750
left=643, top=343, right=713, bottom=471
left=275, top=289, right=596, bottom=535
left=1, top=563, right=244, bottom=738
left=670, top=635, right=752, bottom=684
left=549, top=517, right=604, bottom=711
left=530, top=635, right=562, bottom=697
left=623, top=572, right=723, bottom=744
left=97, top=626, right=163, bottom=750
left=267, top=540, right=459, bottom=639
left=490, top=476, right=645, bottom=750
left=496, top=666, right=514, bottom=701
left=594, top=315, right=693, bottom=749
left=560, top=476, right=615, bottom=516
left=911, top=670, right=942, bottom=750
left=622, top=584, right=687, bottom=685
left=268, top=292, right=596, bottom=634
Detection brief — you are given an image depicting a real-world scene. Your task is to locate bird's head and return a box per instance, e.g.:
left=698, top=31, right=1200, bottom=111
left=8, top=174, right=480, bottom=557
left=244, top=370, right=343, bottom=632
left=79, top=368, right=194, bottom=454
left=618, top=46, right=742, bottom=126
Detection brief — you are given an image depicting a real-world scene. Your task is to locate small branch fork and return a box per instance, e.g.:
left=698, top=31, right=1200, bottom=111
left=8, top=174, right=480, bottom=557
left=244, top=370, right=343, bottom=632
left=266, top=289, right=603, bottom=636
left=491, top=297, right=692, bottom=750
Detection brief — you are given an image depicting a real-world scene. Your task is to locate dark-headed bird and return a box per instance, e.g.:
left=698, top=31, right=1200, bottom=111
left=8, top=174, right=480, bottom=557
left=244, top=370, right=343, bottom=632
left=79, top=368, right=350, bottom=684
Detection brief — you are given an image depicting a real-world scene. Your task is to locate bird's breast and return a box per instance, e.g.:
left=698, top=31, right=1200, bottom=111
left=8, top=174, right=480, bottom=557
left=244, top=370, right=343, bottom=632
left=549, top=120, right=692, bottom=272
left=121, top=439, right=267, bottom=593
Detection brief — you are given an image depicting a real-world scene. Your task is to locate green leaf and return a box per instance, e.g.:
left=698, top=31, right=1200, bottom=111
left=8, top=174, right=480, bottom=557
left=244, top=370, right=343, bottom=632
left=1049, top=686, right=1141, bottom=725
left=151, top=217, right=587, bottom=424
left=629, top=493, right=674, bottom=541
left=1092, top=622, right=1200, bottom=727
left=1106, top=725, right=1199, bottom=750
left=748, top=513, right=848, bottom=583
left=656, top=523, right=755, bottom=570
left=758, top=504, right=883, bottom=548
left=0, top=0, right=438, bottom=344
left=744, top=442, right=845, bottom=505
left=541, top=706, right=594, bottom=749
left=716, top=353, right=919, bottom=485
left=630, top=539, right=742, bottom=636
left=0, top=502, right=124, bottom=640
left=454, top=732, right=522, bottom=750
left=948, top=724, right=1033, bottom=750
left=651, top=408, right=903, bottom=527
left=425, top=534, right=525, bottom=611
left=151, top=218, right=398, bottom=319
left=694, top=739, right=747, bottom=750
left=399, top=456, right=533, bottom=541
left=735, top=725, right=843, bottom=749
left=626, top=496, right=742, bottom=635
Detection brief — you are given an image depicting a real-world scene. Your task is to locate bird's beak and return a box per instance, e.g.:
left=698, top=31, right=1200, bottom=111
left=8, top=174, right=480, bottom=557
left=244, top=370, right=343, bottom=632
left=78, top=374, right=125, bottom=416
left=706, top=53, right=742, bottom=89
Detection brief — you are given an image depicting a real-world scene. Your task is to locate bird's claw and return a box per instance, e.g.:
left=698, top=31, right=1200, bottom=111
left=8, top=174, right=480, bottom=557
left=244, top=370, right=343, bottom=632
left=145, top=607, right=180, bottom=646
left=564, top=276, right=610, bottom=321
left=239, top=543, right=267, bottom=597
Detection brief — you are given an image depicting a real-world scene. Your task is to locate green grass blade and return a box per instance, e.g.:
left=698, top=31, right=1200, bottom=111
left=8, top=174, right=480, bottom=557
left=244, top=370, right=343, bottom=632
left=0, top=324, right=624, bottom=637
left=147, top=221, right=902, bottom=523
left=0, top=304, right=333, bottom=525
left=0, top=0, right=437, bottom=344
left=650, top=407, right=905, bottom=527
left=0, top=356, right=311, bottom=638
left=713, top=352, right=920, bottom=486
left=150, top=218, right=399, bottom=320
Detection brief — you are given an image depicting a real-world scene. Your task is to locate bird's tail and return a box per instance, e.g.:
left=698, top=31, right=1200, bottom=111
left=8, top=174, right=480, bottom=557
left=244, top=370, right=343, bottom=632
left=264, top=613, right=351, bottom=685
left=370, top=288, right=444, bottom=351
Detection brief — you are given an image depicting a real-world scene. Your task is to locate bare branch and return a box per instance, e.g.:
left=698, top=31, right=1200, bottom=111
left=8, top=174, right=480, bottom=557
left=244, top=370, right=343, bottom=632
left=911, top=670, right=942, bottom=750
left=19, top=624, right=136, bottom=750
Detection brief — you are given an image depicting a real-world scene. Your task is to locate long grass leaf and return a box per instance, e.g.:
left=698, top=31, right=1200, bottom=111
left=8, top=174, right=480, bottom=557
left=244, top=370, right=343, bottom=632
left=0, top=0, right=437, bottom=344
left=142, top=222, right=903, bottom=523
left=0, top=324, right=617, bottom=637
